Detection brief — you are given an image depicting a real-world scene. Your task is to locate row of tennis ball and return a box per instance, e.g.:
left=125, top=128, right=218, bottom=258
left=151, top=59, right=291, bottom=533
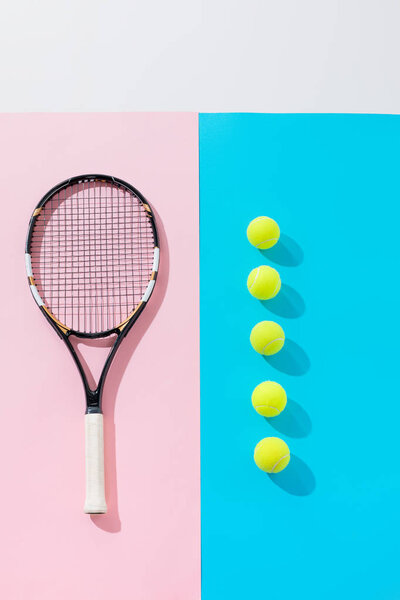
left=247, top=216, right=291, bottom=475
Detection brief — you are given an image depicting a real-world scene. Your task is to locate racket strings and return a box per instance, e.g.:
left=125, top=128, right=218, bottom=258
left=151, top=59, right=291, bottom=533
left=29, top=181, right=155, bottom=333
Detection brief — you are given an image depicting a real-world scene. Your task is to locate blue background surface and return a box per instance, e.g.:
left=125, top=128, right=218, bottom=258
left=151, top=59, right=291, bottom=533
left=199, top=114, right=400, bottom=599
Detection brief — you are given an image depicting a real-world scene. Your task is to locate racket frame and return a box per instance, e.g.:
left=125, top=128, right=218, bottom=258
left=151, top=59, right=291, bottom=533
left=25, top=174, right=159, bottom=414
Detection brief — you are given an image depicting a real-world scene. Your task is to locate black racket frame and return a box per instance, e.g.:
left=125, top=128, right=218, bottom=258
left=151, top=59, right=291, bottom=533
left=26, top=174, right=159, bottom=413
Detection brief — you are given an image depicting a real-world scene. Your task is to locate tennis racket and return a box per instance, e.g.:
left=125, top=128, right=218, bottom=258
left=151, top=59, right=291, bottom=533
left=25, top=174, right=159, bottom=514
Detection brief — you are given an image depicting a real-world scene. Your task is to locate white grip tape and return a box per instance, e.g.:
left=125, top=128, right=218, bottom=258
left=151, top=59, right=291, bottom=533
left=84, top=413, right=107, bottom=514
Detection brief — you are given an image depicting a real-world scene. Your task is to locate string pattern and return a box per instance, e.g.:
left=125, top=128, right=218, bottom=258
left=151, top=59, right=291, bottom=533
left=29, top=180, right=155, bottom=333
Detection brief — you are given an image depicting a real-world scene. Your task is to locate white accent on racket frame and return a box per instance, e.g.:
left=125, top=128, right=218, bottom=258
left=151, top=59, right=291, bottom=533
left=142, top=279, right=155, bottom=303
left=30, top=285, right=44, bottom=306
left=25, top=253, right=33, bottom=277
left=152, top=247, right=160, bottom=272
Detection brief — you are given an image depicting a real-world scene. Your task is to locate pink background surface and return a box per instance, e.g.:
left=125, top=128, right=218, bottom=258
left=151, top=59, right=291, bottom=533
left=0, top=113, right=200, bottom=599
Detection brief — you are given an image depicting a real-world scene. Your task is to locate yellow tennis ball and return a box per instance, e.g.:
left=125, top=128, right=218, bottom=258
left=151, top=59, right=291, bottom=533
left=250, top=321, right=285, bottom=355
left=252, top=381, right=287, bottom=417
left=247, top=265, right=281, bottom=300
left=247, top=216, right=280, bottom=249
left=254, top=437, right=290, bottom=473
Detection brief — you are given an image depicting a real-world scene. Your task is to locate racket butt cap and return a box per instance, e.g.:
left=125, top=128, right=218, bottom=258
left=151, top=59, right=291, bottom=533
left=84, top=504, right=107, bottom=514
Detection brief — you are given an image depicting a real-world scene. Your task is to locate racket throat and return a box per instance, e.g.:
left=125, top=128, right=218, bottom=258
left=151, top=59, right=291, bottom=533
left=85, top=387, right=103, bottom=414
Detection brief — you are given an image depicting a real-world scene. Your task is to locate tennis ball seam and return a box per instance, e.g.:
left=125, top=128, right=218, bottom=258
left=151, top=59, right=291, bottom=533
left=256, top=237, right=279, bottom=248
left=254, top=404, right=280, bottom=415
left=248, top=268, right=260, bottom=291
left=261, top=338, right=284, bottom=354
left=271, top=280, right=280, bottom=296
left=271, top=453, right=290, bottom=473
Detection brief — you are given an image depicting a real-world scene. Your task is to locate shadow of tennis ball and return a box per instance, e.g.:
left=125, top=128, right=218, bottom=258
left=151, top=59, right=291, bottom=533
left=260, top=233, right=303, bottom=267
left=268, top=455, right=316, bottom=496
left=262, top=284, right=305, bottom=319
left=264, top=339, right=310, bottom=376
left=266, top=398, right=312, bottom=439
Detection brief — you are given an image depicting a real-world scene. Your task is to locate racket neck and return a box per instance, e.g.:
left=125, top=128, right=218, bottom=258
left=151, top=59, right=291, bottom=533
left=85, top=388, right=103, bottom=414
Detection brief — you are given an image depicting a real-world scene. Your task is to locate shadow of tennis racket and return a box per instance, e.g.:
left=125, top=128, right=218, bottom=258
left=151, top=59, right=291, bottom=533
left=71, top=207, right=169, bottom=532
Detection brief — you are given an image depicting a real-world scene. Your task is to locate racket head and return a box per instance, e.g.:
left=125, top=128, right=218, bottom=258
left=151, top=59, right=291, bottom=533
left=26, top=174, right=159, bottom=338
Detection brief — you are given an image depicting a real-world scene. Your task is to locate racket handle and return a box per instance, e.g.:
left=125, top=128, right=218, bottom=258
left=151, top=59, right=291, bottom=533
left=84, top=413, right=107, bottom=514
